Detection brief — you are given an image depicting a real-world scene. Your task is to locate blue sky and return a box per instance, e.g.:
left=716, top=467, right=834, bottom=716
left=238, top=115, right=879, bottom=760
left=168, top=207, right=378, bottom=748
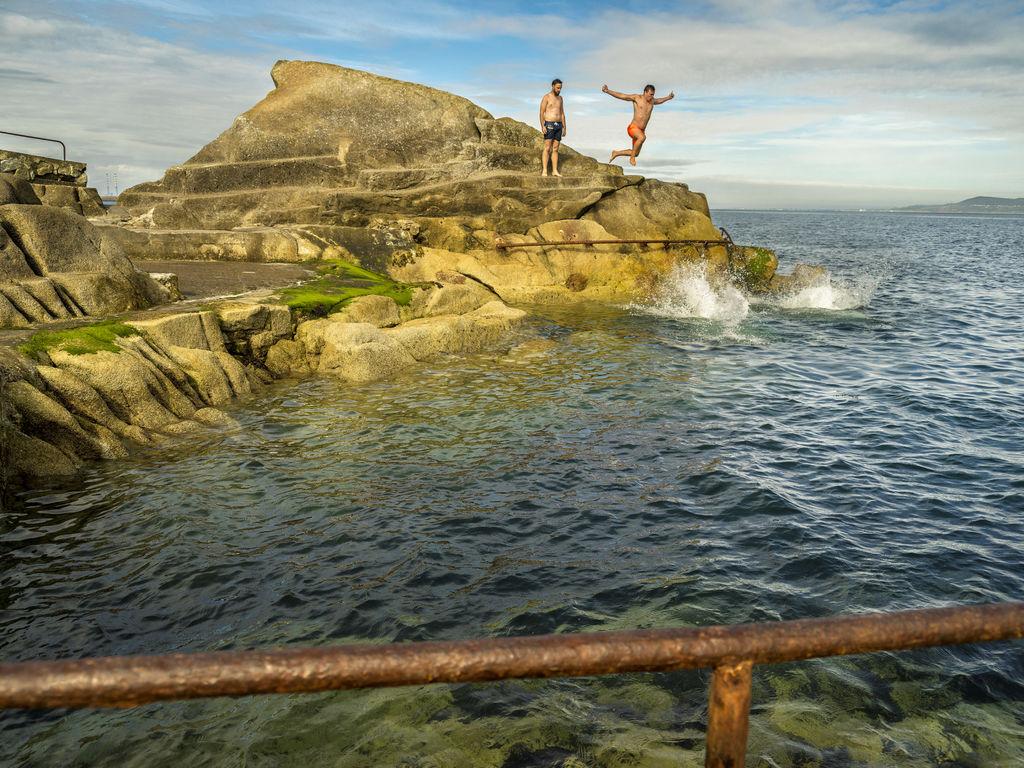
left=1, top=0, right=1022, bottom=208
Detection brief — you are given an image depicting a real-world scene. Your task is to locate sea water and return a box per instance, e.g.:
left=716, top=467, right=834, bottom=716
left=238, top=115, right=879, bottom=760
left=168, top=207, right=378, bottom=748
left=1, top=211, right=1022, bottom=767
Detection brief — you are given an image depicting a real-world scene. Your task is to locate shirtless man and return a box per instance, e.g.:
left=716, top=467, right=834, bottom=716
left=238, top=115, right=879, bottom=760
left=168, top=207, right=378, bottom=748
left=602, top=83, right=674, bottom=166
left=539, top=79, right=567, bottom=177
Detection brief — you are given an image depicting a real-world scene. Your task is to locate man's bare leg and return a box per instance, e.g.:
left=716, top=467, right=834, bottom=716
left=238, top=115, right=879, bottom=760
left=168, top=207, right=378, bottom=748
left=551, top=141, right=561, bottom=176
left=629, top=134, right=646, bottom=166
left=542, top=139, right=552, bottom=176
left=609, top=148, right=633, bottom=162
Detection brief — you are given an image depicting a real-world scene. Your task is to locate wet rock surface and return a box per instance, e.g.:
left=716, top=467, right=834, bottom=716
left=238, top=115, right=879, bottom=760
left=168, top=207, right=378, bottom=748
left=0, top=282, right=525, bottom=488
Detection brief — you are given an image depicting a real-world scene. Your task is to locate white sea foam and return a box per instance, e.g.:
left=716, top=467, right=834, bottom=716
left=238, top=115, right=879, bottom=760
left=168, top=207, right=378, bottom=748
left=774, top=274, right=878, bottom=311
left=631, top=262, right=750, bottom=323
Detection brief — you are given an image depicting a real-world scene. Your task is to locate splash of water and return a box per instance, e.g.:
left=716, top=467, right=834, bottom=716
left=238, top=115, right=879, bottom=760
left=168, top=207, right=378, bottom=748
left=774, top=274, right=878, bottom=311
left=631, top=262, right=750, bottom=322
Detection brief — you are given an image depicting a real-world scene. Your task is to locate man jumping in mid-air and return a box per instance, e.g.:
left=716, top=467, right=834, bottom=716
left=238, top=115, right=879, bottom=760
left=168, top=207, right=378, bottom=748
left=602, top=83, right=674, bottom=166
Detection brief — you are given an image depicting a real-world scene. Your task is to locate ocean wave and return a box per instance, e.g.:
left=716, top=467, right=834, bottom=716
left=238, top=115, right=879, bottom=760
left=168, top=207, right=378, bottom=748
left=629, top=262, right=750, bottom=322
left=773, top=273, right=878, bottom=311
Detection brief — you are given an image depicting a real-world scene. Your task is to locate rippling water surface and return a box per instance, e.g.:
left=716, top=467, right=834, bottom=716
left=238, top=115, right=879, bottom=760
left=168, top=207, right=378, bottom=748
left=2, top=211, right=1023, bottom=767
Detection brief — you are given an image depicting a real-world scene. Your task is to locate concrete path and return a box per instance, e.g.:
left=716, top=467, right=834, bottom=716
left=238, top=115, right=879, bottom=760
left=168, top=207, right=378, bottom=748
left=140, top=260, right=315, bottom=299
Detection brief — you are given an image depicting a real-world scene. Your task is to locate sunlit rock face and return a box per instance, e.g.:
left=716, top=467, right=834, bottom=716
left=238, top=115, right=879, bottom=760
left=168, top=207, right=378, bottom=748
left=117, top=60, right=732, bottom=301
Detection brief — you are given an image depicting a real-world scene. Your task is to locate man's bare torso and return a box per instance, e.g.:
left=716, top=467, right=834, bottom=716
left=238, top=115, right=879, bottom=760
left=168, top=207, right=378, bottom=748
left=541, top=93, right=564, bottom=122
left=630, top=96, right=655, bottom=129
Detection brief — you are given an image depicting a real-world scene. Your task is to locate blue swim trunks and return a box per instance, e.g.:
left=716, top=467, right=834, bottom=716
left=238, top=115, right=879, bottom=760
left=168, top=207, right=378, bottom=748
left=543, top=121, right=563, bottom=142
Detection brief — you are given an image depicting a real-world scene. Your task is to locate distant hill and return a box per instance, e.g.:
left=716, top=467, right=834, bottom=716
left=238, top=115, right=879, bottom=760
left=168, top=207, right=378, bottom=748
left=897, top=196, right=1024, bottom=214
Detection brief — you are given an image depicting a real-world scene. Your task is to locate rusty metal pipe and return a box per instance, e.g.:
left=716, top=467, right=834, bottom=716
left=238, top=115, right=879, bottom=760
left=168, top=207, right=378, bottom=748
left=495, top=238, right=727, bottom=249
left=705, top=661, right=753, bottom=768
left=0, top=602, right=1020, bottom=710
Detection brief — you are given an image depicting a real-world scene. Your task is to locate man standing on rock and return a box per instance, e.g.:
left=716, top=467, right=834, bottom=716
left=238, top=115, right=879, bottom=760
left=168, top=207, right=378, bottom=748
left=602, top=83, right=674, bottom=166
left=540, top=79, right=567, bottom=177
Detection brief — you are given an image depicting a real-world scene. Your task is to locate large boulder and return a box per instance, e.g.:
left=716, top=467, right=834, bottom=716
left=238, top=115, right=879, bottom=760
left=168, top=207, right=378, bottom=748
left=278, top=296, right=527, bottom=382
left=0, top=204, right=128, bottom=274
left=31, top=183, right=106, bottom=217
left=582, top=180, right=714, bottom=240
left=0, top=204, right=165, bottom=326
left=0, top=173, right=42, bottom=206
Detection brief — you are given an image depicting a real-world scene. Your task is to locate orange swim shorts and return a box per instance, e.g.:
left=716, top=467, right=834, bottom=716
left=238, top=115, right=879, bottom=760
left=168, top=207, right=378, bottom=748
left=627, top=124, right=644, bottom=141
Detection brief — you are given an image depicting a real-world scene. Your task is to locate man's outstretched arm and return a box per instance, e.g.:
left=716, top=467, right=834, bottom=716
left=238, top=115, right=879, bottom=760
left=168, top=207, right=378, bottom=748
left=653, top=91, right=676, bottom=105
left=602, top=85, right=635, bottom=101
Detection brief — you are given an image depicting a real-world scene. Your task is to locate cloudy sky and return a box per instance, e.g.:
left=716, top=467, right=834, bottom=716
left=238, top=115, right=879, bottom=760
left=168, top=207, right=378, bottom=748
left=1, top=0, right=1021, bottom=208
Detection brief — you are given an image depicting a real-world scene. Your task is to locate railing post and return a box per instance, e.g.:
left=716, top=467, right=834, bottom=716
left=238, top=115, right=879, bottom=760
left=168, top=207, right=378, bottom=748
left=705, top=660, right=753, bottom=768
left=0, top=130, right=67, bottom=161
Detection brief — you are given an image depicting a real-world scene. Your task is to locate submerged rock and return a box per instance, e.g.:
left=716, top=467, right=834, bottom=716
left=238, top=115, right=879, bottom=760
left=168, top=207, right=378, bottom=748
left=2, top=282, right=527, bottom=486
left=769, top=263, right=830, bottom=295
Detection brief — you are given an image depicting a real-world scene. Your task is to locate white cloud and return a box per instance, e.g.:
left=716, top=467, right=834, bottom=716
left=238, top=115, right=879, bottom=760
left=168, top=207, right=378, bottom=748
left=694, top=175, right=969, bottom=210
left=531, top=1, right=1024, bottom=205
left=0, top=13, right=57, bottom=36
left=0, top=10, right=272, bottom=188
left=0, top=1, right=1020, bottom=207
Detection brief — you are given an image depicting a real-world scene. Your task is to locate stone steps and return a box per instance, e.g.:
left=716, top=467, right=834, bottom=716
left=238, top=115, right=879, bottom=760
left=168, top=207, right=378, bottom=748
left=120, top=170, right=625, bottom=204
left=117, top=170, right=634, bottom=234
left=157, top=156, right=353, bottom=195
left=123, top=142, right=622, bottom=201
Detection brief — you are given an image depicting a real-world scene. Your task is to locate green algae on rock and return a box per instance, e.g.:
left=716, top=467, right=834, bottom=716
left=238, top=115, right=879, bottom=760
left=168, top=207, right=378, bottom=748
left=728, top=245, right=779, bottom=293
left=275, top=260, right=415, bottom=318
left=18, top=320, right=140, bottom=358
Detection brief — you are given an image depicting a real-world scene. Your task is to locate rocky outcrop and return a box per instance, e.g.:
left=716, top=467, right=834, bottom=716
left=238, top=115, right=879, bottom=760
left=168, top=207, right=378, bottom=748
left=0, top=150, right=88, bottom=186
left=119, top=60, right=640, bottom=234
left=0, top=176, right=168, bottom=328
left=110, top=60, right=828, bottom=304
left=116, top=61, right=740, bottom=301
left=96, top=223, right=332, bottom=264
left=1, top=282, right=524, bottom=487
left=31, top=183, right=105, bottom=217
left=268, top=286, right=525, bottom=381
left=0, top=151, right=105, bottom=216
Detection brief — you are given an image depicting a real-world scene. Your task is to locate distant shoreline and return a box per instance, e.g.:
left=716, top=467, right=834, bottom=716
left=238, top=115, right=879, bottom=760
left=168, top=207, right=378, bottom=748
left=712, top=208, right=1024, bottom=216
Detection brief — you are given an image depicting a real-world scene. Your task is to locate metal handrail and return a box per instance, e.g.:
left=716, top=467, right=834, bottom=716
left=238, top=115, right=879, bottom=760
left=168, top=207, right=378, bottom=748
left=0, top=130, right=66, bottom=161
left=0, top=602, right=1021, bottom=766
left=496, top=237, right=728, bottom=250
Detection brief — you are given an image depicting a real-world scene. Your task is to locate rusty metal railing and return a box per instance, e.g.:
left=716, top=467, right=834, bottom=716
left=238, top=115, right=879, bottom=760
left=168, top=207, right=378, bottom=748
left=496, top=237, right=728, bottom=250
left=0, top=130, right=67, bottom=161
left=0, top=602, right=1021, bottom=766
